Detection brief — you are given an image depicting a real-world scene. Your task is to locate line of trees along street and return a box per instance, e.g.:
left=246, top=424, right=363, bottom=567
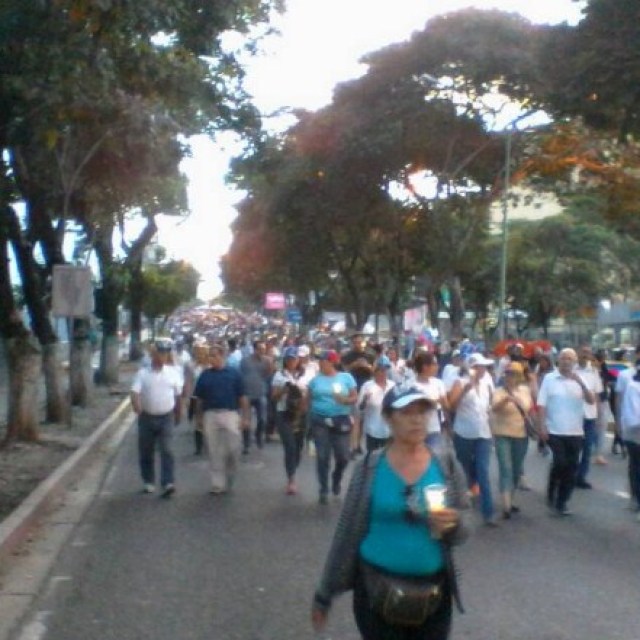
left=1, top=0, right=284, bottom=443
left=223, top=0, right=640, bottom=338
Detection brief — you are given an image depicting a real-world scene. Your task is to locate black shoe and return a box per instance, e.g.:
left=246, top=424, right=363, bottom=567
left=319, top=494, right=329, bottom=505
left=502, top=510, right=511, bottom=520
left=332, top=482, right=341, bottom=497
left=242, top=447, right=249, bottom=456
left=510, top=505, right=520, bottom=513
left=575, top=480, right=592, bottom=489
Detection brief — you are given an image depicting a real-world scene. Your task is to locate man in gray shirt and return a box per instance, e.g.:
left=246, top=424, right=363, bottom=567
left=240, top=340, right=273, bottom=453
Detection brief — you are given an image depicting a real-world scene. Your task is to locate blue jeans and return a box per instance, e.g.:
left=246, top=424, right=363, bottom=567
left=454, top=434, right=494, bottom=520
left=243, top=396, right=267, bottom=451
left=138, top=412, right=174, bottom=487
left=577, top=418, right=597, bottom=483
left=494, top=436, right=529, bottom=493
left=276, top=411, right=305, bottom=480
left=311, top=416, right=351, bottom=497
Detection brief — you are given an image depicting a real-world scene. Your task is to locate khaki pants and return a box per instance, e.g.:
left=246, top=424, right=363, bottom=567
left=203, top=410, right=241, bottom=492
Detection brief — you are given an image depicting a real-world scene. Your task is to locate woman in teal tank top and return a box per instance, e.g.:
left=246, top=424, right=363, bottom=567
left=312, top=386, right=470, bottom=640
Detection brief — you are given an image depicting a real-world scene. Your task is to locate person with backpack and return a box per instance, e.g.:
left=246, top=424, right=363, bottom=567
left=271, top=346, right=308, bottom=495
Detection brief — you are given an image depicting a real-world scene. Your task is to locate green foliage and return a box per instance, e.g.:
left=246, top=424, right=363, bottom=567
left=505, top=195, right=640, bottom=331
left=0, top=0, right=282, bottom=350
left=538, top=0, right=640, bottom=141
left=141, top=260, right=200, bottom=321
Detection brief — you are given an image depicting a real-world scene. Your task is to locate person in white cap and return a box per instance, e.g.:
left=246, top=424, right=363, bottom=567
left=130, top=342, right=183, bottom=497
left=312, top=386, right=469, bottom=639
left=448, top=353, right=497, bottom=526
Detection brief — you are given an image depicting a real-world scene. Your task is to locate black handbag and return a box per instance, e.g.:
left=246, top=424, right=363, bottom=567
left=360, top=561, right=444, bottom=627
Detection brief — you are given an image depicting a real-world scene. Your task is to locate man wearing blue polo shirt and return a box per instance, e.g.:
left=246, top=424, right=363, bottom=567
left=194, top=344, right=251, bottom=494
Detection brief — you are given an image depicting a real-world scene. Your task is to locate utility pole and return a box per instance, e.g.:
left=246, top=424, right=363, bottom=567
left=498, top=130, right=512, bottom=341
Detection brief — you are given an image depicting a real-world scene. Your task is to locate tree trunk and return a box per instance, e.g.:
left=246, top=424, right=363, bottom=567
left=448, top=276, right=466, bottom=339
left=4, top=335, right=42, bottom=444
left=94, top=225, right=120, bottom=385
left=6, top=205, right=66, bottom=422
left=128, top=258, right=144, bottom=360
left=100, top=335, right=120, bottom=384
left=69, top=319, right=94, bottom=407
left=426, top=287, right=440, bottom=334
left=42, top=342, right=67, bottom=423
left=0, top=205, right=42, bottom=443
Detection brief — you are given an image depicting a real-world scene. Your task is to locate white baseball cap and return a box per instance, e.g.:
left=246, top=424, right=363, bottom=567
left=467, top=353, right=494, bottom=367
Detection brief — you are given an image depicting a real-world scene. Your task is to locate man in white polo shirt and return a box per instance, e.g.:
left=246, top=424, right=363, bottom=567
left=538, top=348, right=596, bottom=516
left=131, top=341, right=183, bottom=497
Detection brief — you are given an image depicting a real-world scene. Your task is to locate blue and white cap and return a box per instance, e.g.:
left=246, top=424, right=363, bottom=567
left=382, top=386, right=435, bottom=412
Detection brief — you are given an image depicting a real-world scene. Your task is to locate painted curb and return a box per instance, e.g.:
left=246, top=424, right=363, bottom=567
left=0, top=397, right=132, bottom=564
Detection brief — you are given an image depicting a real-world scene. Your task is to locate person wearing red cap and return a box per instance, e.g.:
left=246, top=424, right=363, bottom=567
left=308, top=350, right=358, bottom=504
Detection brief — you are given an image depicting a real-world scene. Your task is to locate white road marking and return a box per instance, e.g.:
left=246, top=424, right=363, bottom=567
left=15, top=611, right=51, bottom=640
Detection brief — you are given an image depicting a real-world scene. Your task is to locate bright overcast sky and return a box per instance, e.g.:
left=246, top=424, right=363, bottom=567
left=160, top=0, right=586, bottom=300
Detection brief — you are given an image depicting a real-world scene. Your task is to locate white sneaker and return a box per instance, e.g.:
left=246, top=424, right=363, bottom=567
left=143, top=484, right=155, bottom=494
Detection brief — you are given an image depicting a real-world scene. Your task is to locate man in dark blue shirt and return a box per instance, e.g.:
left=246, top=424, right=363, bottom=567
left=194, top=344, right=250, bottom=494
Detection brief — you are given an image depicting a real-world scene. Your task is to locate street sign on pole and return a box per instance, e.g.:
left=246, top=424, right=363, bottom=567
left=286, top=308, right=303, bottom=323
left=52, top=265, right=94, bottom=318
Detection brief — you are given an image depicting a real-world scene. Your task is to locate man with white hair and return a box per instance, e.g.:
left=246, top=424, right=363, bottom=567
left=538, top=348, right=596, bottom=516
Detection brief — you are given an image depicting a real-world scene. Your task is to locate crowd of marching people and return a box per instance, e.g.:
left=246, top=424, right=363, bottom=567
left=129, top=329, right=640, bottom=639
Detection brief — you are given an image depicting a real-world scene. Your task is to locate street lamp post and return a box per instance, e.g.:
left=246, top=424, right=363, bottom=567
left=498, top=129, right=512, bottom=341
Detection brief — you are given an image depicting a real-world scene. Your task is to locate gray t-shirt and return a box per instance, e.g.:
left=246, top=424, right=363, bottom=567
left=240, top=354, right=271, bottom=399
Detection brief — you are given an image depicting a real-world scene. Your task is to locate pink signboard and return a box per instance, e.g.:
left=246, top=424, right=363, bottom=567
left=264, top=292, right=286, bottom=310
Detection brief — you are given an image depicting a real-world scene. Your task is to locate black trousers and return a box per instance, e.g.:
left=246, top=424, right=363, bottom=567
left=625, top=441, right=640, bottom=507
left=353, top=567, right=452, bottom=640
left=547, top=434, right=583, bottom=509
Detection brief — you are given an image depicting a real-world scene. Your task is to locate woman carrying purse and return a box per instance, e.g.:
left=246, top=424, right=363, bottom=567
left=311, top=387, right=470, bottom=640
left=490, top=361, right=534, bottom=519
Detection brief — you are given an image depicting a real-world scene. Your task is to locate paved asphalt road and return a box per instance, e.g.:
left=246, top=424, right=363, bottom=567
left=8, top=420, right=640, bottom=640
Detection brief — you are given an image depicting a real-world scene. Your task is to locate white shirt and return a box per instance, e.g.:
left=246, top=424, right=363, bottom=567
left=576, top=363, right=603, bottom=420
left=299, top=359, right=320, bottom=387
left=413, top=377, right=446, bottom=434
left=272, top=369, right=306, bottom=412
left=452, top=374, right=494, bottom=439
left=227, top=350, right=242, bottom=370
left=442, top=364, right=460, bottom=392
left=537, top=370, right=585, bottom=436
left=615, top=366, right=634, bottom=397
left=358, top=379, right=395, bottom=439
left=131, top=366, right=182, bottom=415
